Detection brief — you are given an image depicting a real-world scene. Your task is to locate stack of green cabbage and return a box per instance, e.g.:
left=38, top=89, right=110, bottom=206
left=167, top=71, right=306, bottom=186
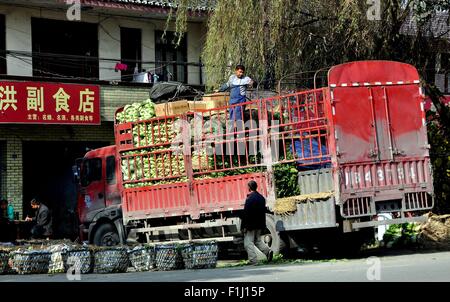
left=116, top=99, right=156, bottom=123
left=121, top=151, right=186, bottom=184
left=132, top=119, right=178, bottom=147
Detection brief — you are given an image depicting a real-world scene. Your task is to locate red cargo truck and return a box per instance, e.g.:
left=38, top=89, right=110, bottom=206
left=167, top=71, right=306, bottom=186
left=75, top=61, right=434, bottom=253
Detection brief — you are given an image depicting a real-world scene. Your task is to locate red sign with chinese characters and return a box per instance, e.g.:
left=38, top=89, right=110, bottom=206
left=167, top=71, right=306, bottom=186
left=0, top=81, right=101, bottom=125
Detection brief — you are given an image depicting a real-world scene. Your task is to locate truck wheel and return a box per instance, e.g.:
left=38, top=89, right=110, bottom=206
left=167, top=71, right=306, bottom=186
left=93, top=223, right=120, bottom=246
left=261, top=214, right=287, bottom=255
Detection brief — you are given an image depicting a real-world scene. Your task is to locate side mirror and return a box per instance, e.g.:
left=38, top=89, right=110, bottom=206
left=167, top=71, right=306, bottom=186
left=72, top=165, right=80, bottom=184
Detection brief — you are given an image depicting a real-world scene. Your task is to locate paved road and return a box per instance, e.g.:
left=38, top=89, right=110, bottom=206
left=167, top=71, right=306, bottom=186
left=1, top=250, right=449, bottom=282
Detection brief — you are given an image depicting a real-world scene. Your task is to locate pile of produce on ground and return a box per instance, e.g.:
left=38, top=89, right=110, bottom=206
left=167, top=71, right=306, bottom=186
left=381, top=213, right=450, bottom=250
left=0, top=240, right=218, bottom=275
left=382, top=222, right=421, bottom=248
left=417, top=213, right=450, bottom=249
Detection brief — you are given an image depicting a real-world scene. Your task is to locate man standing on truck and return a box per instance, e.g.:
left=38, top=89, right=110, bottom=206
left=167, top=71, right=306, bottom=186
left=241, top=180, right=273, bottom=265
left=218, top=64, right=254, bottom=160
left=25, top=198, right=53, bottom=239
left=218, top=64, right=253, bottom=121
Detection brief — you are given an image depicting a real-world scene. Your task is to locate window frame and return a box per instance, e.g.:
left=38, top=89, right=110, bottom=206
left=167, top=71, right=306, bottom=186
left=80, top=157, right=102, bottom=187
left=106, top=156, right=116, bottom=185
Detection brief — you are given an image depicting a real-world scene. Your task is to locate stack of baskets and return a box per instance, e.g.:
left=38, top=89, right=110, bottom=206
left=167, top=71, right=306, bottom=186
left=0, top=249, right=11, bottom=275
left=10, top=249, right=52, bottom=274
left=47, top=244, right=94, bottom=275
left=0, top=239, right=220, bottom=274
left=181, top=241, right=218, bottom=269
left=92, top=246, right=130, bottom=274
left=65, top=246, right=93, bottom=274
left=127, top=245, right=155, bottom=272
left=48, top=244, right=71, bottom=274
left=154, top=244, right=185, bottom=271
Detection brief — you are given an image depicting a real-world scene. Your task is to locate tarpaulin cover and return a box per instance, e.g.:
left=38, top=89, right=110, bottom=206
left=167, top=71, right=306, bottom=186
left=149, top=82, right=201, bottom=103
left=292, top=137, right=331, bottom=170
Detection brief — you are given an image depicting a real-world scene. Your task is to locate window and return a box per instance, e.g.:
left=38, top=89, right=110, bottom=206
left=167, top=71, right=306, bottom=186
left=80, top=158, right=102, bottom=187
left=155, top=31, right=188, bottom=83
left=106, top=156, right=116, bottom=185
left=31, top=18, right=99, bottom=79
left=120, top=27, right=142, bottom=82
left=0, top=15, right=6, bottom=75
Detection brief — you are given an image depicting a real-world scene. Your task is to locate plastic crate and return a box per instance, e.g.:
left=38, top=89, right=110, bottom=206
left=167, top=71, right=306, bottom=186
left=181, top=241, right=218, bottom=269
left=154, top=244, right=184, bottom=271
left=128, top=245, right=155, bottom=272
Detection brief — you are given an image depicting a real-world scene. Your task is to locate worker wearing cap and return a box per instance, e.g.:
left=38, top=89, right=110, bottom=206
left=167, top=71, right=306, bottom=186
left=218, top=64, right=254, bottom=121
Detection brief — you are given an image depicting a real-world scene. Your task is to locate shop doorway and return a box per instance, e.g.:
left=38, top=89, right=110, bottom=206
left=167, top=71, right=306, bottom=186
left=23, top=141, right=110, bottom=239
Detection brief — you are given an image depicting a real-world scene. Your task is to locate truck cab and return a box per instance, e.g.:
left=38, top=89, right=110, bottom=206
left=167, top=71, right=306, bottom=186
left=76, top=145, right=125, bottom=245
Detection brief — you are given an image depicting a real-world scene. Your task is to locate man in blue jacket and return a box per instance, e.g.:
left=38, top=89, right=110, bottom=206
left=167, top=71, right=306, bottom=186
left=219, top=64, right=253, bottom=121
left=240, top=180, right=273, bottom=265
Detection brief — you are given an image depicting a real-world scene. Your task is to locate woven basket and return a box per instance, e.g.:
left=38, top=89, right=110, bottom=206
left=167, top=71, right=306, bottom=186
left=0, top=250, right=11, bottom=275
left=65, top=248, right=93, bottom=274
left=128, top=245, right=155, bottom=272
left=181, top=241, right=218, bottom=269
left=93, top=247, right=129, bottom=274
left=10, top=250, right=51, bottom=274
left=154, top=244, right=184, bottom=271
left=47, top=244, right=74, bottom=274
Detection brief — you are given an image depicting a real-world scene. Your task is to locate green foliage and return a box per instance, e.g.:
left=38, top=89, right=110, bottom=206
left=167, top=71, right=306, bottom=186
left=383, top=223, right=421, bottom=248
left=274, top=163, right=300, bottom=198
left=426, top=85, right=450, bottom=214
left=166, top=1, right=450, bottom=91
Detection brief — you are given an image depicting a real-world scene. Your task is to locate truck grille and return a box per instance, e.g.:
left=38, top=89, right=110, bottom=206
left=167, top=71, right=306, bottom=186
left=342, top=197, right=374, bottom=218
left=405, top=192, right=433, bottom=211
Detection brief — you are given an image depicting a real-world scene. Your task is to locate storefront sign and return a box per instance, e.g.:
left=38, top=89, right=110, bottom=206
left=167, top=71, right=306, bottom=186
left=0, top=81, right=101, bottom=125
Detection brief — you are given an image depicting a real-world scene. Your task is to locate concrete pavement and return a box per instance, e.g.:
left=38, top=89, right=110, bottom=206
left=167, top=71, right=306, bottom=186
left=1, top=250, right=449, bottom=282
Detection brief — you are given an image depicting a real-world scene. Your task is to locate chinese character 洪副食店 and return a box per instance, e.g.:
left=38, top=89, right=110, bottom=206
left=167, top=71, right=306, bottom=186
left=0, top=86, right=18, bottom=111
left=79, top=89, right=95, bottom=113
left=53, top=88, right=70, bottom=113
left=27, top=87, right=45, bottom=112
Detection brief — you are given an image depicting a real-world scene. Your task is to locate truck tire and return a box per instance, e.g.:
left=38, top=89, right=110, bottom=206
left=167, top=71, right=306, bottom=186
left=262, top=214, right=287, bottom=255
left=93, top=223, right=120, bottom=246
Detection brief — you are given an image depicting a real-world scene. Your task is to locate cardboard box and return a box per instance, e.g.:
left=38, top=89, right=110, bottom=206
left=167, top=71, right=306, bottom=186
left=155, top=100, right=189, bottom=117
left=188, top=100, right=227, bottom=112
left=201, top=93, right=229, bottom=109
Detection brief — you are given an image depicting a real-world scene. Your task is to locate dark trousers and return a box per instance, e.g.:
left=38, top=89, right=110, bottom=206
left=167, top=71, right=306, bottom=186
left=0, top=221, right=17, bottom=242
left=30, top=225, right=46, bottom=239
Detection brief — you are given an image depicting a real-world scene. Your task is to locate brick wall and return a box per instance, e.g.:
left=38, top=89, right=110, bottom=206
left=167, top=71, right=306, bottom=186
left=100, top=85, right=151, bottom=121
